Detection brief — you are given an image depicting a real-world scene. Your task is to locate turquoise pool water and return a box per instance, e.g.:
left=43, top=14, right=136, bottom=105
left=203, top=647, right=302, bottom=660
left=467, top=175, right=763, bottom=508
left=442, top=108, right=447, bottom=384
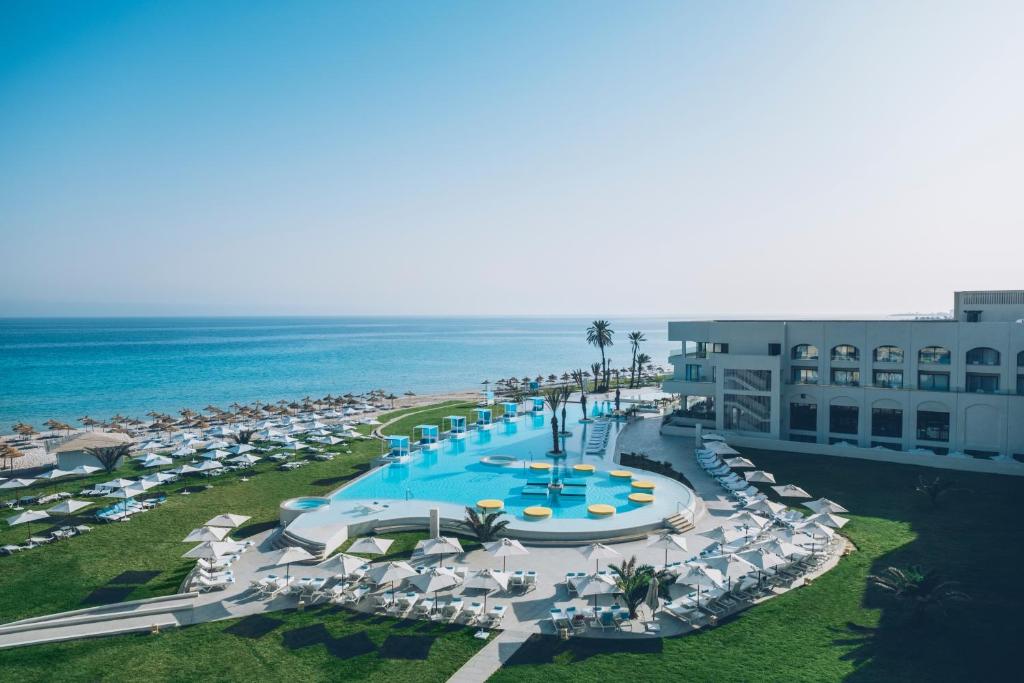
left=285, top=497, right=330, bottom=510
left=333, top=411, right=690, bottom=520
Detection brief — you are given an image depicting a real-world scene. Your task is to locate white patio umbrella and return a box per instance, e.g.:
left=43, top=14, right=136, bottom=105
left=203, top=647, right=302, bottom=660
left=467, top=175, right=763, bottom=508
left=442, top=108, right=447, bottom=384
left=316, top=552, right=367, bottom=581
left=171, top=446, right=196, bottom=458
left=182, top=526, right=232, bottom=542
left=183, top=541, right=245, bottom=560
left=142, top=472, right=177, bottom=484
left=647, top=531, right=689, bottom=566
left=464, top=568, right=510, bottom=611
left=171, top=464, right=198, bottom=475
left=701, top=432, right=727, bottom=442
left=743, top=470, right=776, bottom=484
left=704, top=442, right=740, bottom=456
left=574, top=572, right=617, bottom=607
left=576, top=542, right=621, bottom=573
left=744, top=499, right=788, bottom=516
left=36, top=469, right=72, bottom=480
left=483, top=537, right=529, bottom=571
left=698, top=526, right=748, bottom=550
left=416, top=536, right=464, bottom=566
left=348, top=536, right=394, bottom=555
left=204, top=513, right=251, bottom=528
left=46, top=499, right=92, bottom=517
left=227, top=444, right=256, bottom=455
left=754, top=538, right=811, bottom=559
left=674, top=564, right=723, bottom=609
left=264, top=546, right=315, bottom=583
left=365, top=560, right=418, bottom=605
left=806, top=512, right=849, bottom=529
left=106, top=484, right=146, bottom=499
left=68, top=465, right=101, bottom=476
left=228, top=454, right=261, bottom=466
left=804, top=498, right=849, bottom=514
left=200, top=449, right=230, bottom=461
left=644, top=574, right=661, bottom=617
left=0, top=478, right=38, bottom=489
left=701, top=553, right=757, bottom=590
left=141, top=454, right=173, bottom=468
left=6, top=509, right=50, bottom=540
left=409, top=567, right=461, bottom=613
left=737, top=548, right=787, bottom=585
left=99, top=478, right=136, bottom=490
left=138, top=440, right=165, bottom=451
left=193, top=460, right=223, bottom=472
left=771, top=484, right=812, bottom=499
left=724, top=456, right=756, bottom=469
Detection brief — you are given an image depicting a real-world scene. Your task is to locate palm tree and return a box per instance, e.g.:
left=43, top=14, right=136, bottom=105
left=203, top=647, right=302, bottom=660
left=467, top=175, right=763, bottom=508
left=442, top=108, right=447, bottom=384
left=462, top=507, right=510, bottom=542
left=868, top=565, right=970, bottom=622
left=590, top=362, right=602, bottom=393
left=635, top=353, right=652, bottom=386
left=586, top=320, right=614, bottom=391
left=85, top=444, right=132, bottom=474
left=544, top=387, right=565, bottom=454
left=915, top=475, right=960, bottom=507
left=609, top=556, right=669, bottom=618
left=232, top=429, right=256, bottom=445
left=627, top=331, right=646, bottom=387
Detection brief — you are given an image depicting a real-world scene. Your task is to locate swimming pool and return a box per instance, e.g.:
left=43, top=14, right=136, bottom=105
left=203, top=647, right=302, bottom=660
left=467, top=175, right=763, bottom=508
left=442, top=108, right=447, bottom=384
left=330, top=411, right=690, bottom=521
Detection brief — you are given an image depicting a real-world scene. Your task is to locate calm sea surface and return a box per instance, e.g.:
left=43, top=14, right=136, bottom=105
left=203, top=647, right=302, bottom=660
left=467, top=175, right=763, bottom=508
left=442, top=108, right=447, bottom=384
left=0, top=317, right=674, bottom=432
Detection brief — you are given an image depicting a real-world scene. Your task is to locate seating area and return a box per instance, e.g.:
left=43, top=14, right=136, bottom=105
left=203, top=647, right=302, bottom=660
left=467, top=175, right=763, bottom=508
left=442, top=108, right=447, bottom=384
left=585, top=420, right=611, bottom=454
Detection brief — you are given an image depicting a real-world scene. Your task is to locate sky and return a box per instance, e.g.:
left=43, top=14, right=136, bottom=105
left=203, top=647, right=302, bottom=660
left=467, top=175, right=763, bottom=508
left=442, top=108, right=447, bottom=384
left=1, top=1, right=1022, bottom=318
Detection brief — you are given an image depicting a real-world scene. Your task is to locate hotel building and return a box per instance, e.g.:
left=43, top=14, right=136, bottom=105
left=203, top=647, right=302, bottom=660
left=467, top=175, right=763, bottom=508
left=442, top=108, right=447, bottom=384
left=662, top=291, right=1024, bottom=463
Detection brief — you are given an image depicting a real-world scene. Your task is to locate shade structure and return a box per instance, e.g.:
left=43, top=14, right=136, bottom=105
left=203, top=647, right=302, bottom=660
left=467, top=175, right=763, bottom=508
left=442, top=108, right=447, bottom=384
left=704, top=442, right=740, bottom=456
left=316, top=552, right=366, bottom=579
left=483, top=537, right=529, bottom=571
left=201, top=449, right=230, bottom=461
left=754, top=538, right=811, bottom=559
left=415, top=536, right=464, bottom=566
left=701, top=432, right=727, bottom=442
left=729, top=511, right=770, bottom=530
left=701, top=553, right=758, bottom=590
left=698, top=526, right=748, bottom=549
left=464, top=568, right=509, bottom=612
left=46, top=499, right=92, bottom=516
left=227, top=444, right=256, bottom=455
left=644, top=574, right=661, bottom=616
left=141, top=455, right=173, bottom=468
left=744, top=499, right=788, bottom=516
left=182, top=526, right=232, bottom=542
left=348, top=536, right=394, bottom=555
left=106, top=484, right=146, bottom=499
left=798, top=520, right=836, bottom=538
left=364, top=560, right=417, bottom=585
left=228, top=454, right=261, bottom=466
left=183, top=541, right=245, bottom=559
left=804, top=498, right=849, bottom=514
left=647, top=531, right=689, bottom=566
left=99, top=478, right=136, bottom=490
left=674, top=564, right=723, bottom=608
left=737, top=548, right=787, bottom=572
left=743, top=470, right=776, bottom=484
left=724, top=457, right=756, bottom=469
left=68, top=465, right=101, bottom=476
left=142, top=472, right=177, bottom=484
left=171, top=446, right=196, bottom=457
left=205, top=513, right=251, bottom=528
left=264, top=546, right=316, bottom=582
left=7, top=509, right=49, bottom=526
left=575, top=573, right=617, bottom=606
left=408, top=566, right=461, bottom=593
left=193, top=460, right=223, bottom=472
left=0, top=478, right=38, bottom=489
left=576, top=542, right=621, bottom=572
left=806, top=512, right=850, bottom=529
left=771, top=484, right=812, bottom=499
left=138, top=440, right=165, bottom=451
left=36, top=469, right=72, bottom=480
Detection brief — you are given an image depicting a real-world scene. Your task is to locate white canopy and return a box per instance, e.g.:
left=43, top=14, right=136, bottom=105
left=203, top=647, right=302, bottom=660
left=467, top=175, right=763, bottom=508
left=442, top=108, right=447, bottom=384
left=141, top=455, right=173, bottom=468
left=68, top=465, right=101, bottom=476
left=574, top=573, right=617, bottom=598
left=98, top=478, right=136, bottom=490
left=771, top=484, right=812, bottom=499
left=171, top=446, right=197, bottom=457
left=316, top=552, right=367, bottom=576
left=347, top=536, right=394, bottom=555
left=698, top=526, right=748, bottom=547
left=674, top=564, right=723, bottom=589
left=704, top=442, right=740, bottom=456
left=806, top=512, right=849, bottom=528
left=804, top=498, right=849, bottom=514
left=204, top=513, right=251, bottom=528
left=182, top=541, right=245, bottom=559
left=415, top=536, right=463, bottom=557
left=408, top=567, right=461, bottom=593
left=701, top=553, right=758, bottom=584
left=483, top=537, right=529, bottom=558
left=743, top=470, right=776, bottom=484
left=463, top=568, right=509, bottom=592
left=200, top=449, right=230, bottom=461
left=6, top=509, right=49, bottom=526
left=364, top=560, right=417, bottom=585
left=0, top=478, right=37, bottom=489
left=47, top=499, right=92, bottom=516
left=744, top=499, right=788, bottom=516
left=228, top=454, right=261, bottom=465
left=182, top=526, right=232, bottom=542
left=724, top=457, right=756, bottom=469
left=37, top=469, right=73, bottom=480
left=227, top=444, right=256, bottom=455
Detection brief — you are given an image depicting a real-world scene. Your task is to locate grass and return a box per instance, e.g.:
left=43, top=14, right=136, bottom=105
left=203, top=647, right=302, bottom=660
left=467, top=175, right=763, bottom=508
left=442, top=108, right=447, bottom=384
left=0, top=604, right=486, bottom=682
left=489, top=448, right=1022, bottom=682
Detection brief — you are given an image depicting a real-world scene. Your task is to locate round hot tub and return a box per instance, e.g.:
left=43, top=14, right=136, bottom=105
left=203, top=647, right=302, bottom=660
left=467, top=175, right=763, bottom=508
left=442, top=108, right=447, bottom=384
left=280, top=496, right=331, bottom=525
left=481, top=455, right=517, bottom=467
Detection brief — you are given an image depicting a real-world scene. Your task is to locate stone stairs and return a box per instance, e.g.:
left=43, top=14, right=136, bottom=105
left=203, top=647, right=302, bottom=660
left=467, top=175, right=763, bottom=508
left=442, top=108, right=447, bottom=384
left=664, top=512, right=695, bottom=534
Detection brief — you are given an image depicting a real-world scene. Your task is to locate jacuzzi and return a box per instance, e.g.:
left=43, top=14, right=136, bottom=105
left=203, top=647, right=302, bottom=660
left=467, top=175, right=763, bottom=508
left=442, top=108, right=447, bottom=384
left=279, top=496, right=331, bottom=525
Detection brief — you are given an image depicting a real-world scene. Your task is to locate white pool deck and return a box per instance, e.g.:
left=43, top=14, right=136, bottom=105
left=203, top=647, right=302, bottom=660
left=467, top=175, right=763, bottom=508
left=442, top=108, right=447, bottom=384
left=0, top=408, right=845, bottom=652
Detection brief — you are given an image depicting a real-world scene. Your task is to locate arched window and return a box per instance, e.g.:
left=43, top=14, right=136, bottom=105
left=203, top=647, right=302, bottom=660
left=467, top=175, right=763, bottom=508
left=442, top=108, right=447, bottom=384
left=873, top=345, right=904, bottom=363
left=965, top=347, right=1000, bottom=366
left=918, top=346, right=951, bottom=365
left=831, top=344, right=860, bottom=362
left=791, top=344, right=819, bottom=361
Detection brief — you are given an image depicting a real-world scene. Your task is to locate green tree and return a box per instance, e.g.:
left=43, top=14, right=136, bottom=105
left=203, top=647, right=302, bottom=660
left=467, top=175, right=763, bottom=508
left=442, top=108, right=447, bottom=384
left=868, top=565, right=970, bottom=622
left=232, top=429, right=255, bottom=445
left=85, top=444, right=132, bottom=474
left=461, top=507, right=510, bottom=542
left=544, top=387, right=566, bottom=454
left=586, top=320, right=614, bottom=391
left=634, top=353, right=652, bottom=386
left=915, top=475, right=960, bottom=507
left=590, top=362, right=602, bottom=393
left=627, top=331, right=646, bottom=388
left=609, top=556, right=670, bottom=618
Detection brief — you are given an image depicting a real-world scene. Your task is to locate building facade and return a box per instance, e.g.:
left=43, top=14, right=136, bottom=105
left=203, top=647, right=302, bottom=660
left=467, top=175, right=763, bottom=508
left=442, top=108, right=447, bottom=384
left=663, top=291, right=1024, bottom=460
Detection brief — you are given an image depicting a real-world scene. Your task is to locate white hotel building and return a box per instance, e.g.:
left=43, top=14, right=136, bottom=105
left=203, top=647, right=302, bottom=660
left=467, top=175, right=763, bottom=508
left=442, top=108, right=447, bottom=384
left=662, top=291, right=1024, bottom=464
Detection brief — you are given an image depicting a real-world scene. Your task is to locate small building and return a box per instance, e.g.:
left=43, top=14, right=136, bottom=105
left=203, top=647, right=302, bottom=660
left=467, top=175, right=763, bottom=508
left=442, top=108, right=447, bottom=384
left=53, top=432, right=132, bottom=470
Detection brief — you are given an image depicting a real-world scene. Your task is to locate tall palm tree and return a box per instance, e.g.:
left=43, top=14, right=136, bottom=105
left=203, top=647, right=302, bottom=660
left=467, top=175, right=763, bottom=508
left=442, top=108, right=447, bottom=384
left=590, top=362, right=602, bottom=393
left=635, top=353, right=652, bottom=386
left=627, top=331, right=646, bottom=387
left=868, top=565, right=970, bottom=622
left=544, top=387, right=565, bottom=454
left=586, top=320, right=614, bottom=391
left=85, top=444, right=132, bottom=474
left=609, top=556, right=670, bottom=618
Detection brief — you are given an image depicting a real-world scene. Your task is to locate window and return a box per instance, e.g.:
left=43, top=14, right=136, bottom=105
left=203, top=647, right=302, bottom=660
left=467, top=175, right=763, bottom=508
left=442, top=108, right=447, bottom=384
left=695, top=342, right=728, bottom=356
left=829, top=405, right=859, bottom=434
left=871, top=408, right=903, bottom=438
left=1018, top=375, right=1024, bottom=396
left=831, top=344, right=860, bottom=362
left=789, top=403, right=817, bottom=431
left=917, top=411, right=950, bottom=441
left=684, top=364, right=704, bottom=382
left=768, top=343, right=781, bottom=356
left=873, top=345, right=904, bottom=363
left=711, top=343, right=729, bottom=354
left=966, top=347, right=1000, bottom=366
left=965, top=373, right=999, bottom=393
left=1018, top=351, right=1024, bottom=367
left=964, top=310, right=982, bottom=322
left=918, top=346, right=951, bottom=365
left=873, top=370, right=903, bottom=389
left=918, top=371, right=950, bottom=392
left=723, top=394, right=771, bottom=433
left=831, top=368, right=860, bottom=386
left=724, top=369, right=772, bottom=391
left=791, top=367, right=818, bottom=384
left=791, top=344, right=819, bottom=361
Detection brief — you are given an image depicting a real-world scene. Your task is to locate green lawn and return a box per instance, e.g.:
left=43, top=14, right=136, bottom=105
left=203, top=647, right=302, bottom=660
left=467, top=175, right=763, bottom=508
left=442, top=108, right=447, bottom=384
left=490, top=449, right=1022, bottom=682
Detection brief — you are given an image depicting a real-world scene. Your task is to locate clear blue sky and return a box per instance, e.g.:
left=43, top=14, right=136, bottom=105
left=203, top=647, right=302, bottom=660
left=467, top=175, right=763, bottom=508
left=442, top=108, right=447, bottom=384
left=1, top=1, right=1022, bottom=317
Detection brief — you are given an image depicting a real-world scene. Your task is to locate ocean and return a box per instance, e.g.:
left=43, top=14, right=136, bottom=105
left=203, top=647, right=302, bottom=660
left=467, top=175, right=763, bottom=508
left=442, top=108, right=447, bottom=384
left=0, top=317, right=674, bottom=432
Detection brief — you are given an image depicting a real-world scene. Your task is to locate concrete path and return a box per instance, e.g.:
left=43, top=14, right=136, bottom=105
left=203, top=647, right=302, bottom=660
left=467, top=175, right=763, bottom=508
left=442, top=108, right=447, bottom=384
left=447, top=629, right=532, bottom=683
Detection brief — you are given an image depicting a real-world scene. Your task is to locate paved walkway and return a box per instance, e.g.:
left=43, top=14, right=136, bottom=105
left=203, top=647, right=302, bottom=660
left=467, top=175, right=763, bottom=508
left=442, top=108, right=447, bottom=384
left=447, top=629, right=532, bottom=683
